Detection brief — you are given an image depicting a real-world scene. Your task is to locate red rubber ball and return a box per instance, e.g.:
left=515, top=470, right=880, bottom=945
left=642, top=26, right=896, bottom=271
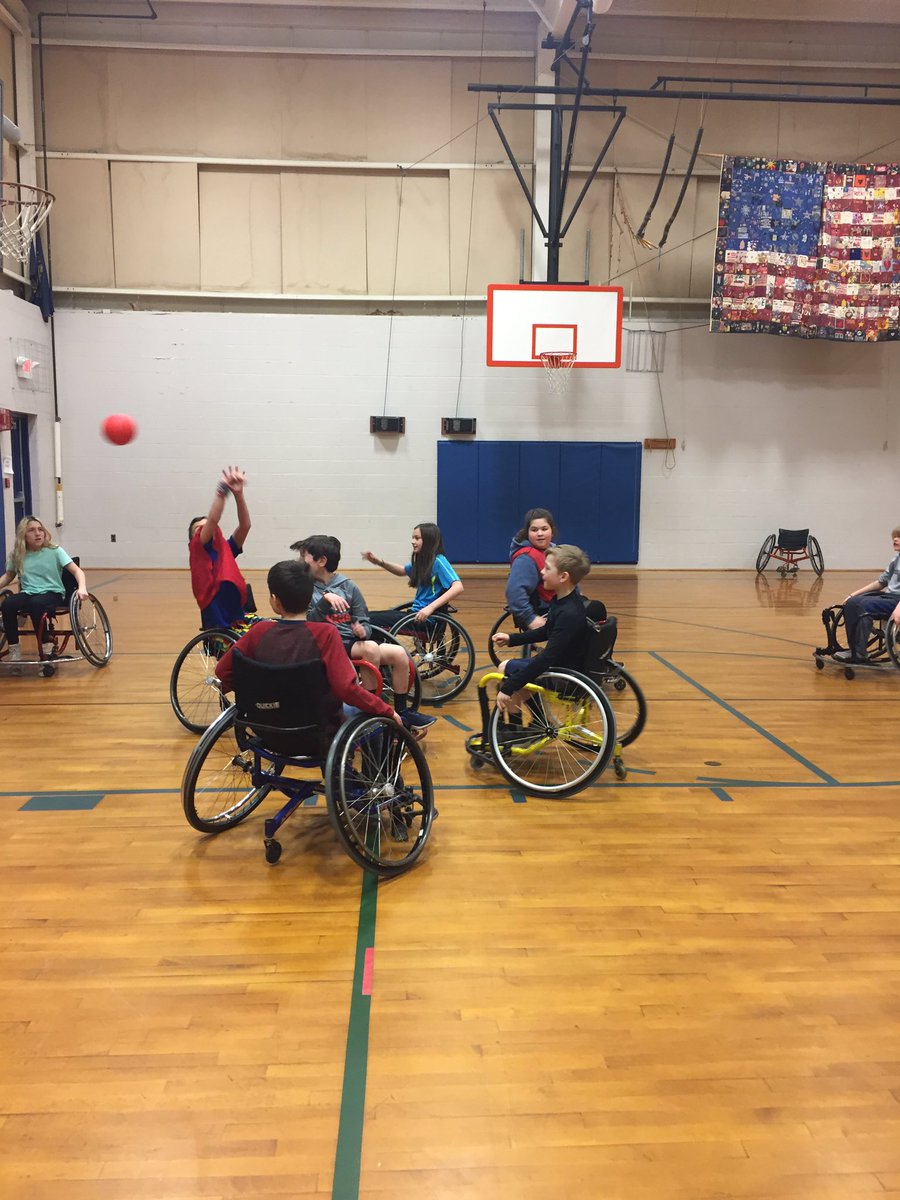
left=101, top=414, right=138, bottom=445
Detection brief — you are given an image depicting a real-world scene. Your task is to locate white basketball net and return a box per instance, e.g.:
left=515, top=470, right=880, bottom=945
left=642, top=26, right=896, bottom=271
left=539, top=351, right=577, bottom=396
left=0, top=182, right=54, bottom=264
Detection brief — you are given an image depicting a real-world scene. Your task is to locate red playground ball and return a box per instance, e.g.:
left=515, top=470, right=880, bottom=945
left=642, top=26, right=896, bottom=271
left=101, top=414, right=138, bottom=445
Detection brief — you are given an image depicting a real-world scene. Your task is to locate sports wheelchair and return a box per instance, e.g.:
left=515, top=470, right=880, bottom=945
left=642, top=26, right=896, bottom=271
left=181, top=650, right=435, bottom=875
left=756, top=528, right=824, bottom=577
left=170, top=621, right=421, bottom=733
left=814, top=603, right=900, bottom=680
left=0, top=564, right=112, bottom=676
left=466, top=605, right=647, bottom=794
left=373, top=602, right=475, bottom=704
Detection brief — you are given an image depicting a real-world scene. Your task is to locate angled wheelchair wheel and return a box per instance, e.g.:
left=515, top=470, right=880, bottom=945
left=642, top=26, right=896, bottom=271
left=488, top=668, right=616, bottom=799
left=389, top=612, right=474, bottom=704
left=886, top=620, right=900, bottom=669
left=182, top=707, right=272, bottom=833
left=591, top=662, right=647, bottom=748
left=326, top=714, right=434, bottom=877
left=807, top=535, right=825, bottom=576
left=487, top=608, right=526, bottom=668
left=755, top=533, right=776, bottom=573
left=70, top=593, right=113, bottom=666
left=170, top=628, right=239, bottom=733
left=368, top=626, right=422, bottom=711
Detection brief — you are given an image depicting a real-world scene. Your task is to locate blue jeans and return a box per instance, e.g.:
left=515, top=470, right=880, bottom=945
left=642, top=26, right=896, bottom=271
left=843, top=593, right=898, bottom=657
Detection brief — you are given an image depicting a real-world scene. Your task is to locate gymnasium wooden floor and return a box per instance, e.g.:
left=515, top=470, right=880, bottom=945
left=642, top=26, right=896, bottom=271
left=2, top=567, right=900, bottom=1200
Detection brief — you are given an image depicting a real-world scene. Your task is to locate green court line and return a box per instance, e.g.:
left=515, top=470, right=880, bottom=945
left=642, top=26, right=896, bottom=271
left=332, top=869, right=378, bottom=1200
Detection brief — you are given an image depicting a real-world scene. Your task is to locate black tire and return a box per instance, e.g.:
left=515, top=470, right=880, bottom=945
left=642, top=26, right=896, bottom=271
left=807, top=535, right=824, bottom=576
left=265, top=840, right=282, bottom=864
left=488, top=668, right=616, bottom=798
left=182, top=707, right=272, bottom=833
left=591, top=662, right=647, bottom=748
left=388, top=612, right=475, bottom=704
left=69, top=592, right=113, bottom=667
left=368, top=626, right=422, bottom=711
left=756, top=533, right=776, bottom=573
left=170, top=628, right=239, bottom=733
left=325, top=714, right=434, bottom=877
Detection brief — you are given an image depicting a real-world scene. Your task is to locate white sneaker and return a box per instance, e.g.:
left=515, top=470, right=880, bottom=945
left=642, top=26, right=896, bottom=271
left=42, top=642, right=55, bottom=659
left=7, top=645, right=21, bottom=661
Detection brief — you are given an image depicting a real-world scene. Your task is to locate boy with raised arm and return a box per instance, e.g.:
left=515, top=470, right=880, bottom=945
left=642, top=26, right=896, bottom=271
left=187, top=465, right=256, bottom=630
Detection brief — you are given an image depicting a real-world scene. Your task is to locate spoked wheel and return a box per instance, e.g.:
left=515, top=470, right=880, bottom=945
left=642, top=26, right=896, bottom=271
left=326, top=714, right=434, bottom=877
left=488, top=668, right=616, bottom=799
left=182, top=707, right=273, bottom=833
left=369, top=626, right=422, bottom=711
left=756, top=533, right=776, bottom=573
left=807, top=535, right=825, bottom=576
left=70, top=593, right=113, bottom=666
left=886, top=620, right=900, bottom=669
left=170, top=628, right=239, bottom=733
left=389, top=612, right=475, bottom=704
left=591, top=663, right=647, bottom=747
left=488, top=608, right=521, bottom=668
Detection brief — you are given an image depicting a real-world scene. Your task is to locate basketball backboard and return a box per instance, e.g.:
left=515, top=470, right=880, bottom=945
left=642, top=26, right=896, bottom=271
left=486, top=283, right=623, bottom=368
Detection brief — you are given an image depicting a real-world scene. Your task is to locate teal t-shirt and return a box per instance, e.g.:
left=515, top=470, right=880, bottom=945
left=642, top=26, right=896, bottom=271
left=6, top=546, right=72, bottom=595
left=407, top=553, right=460, bottom=612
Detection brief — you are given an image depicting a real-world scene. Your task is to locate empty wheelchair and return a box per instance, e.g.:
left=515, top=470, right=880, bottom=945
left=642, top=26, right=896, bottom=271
left=182, top=651, right=435, bottom=875
left=0, top=567, right=112, bottom=677
left=374, top=603, right=474, bottom=704
left=814, top=603, right=900, bottom=679
left=757, top=528, right=824, bottom=576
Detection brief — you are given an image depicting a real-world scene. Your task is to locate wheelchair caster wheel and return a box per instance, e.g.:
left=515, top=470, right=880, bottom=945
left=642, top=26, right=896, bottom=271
left=614, top=758, right=627, bottom=780
left=844, top=667, right=855, bottom=681
left=41, top=664, right=56, bottom=677
left=470, top=757, right=484, bottom=769
left=265, top=839, right=282, bottom=864
left=814, top=657, right=824, bottom=670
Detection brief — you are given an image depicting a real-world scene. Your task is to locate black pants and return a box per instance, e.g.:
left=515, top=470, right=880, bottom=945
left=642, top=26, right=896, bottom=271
left=843, top=593, right=898, bottom=658
left=1, top=591, right=65, bottom=645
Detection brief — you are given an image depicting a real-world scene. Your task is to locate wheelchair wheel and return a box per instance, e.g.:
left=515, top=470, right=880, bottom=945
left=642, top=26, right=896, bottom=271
left=368, top=626, right=422, bottom=711
left=389, top=612, right=474, bottom=704
left=756, top=533, right=775, bottom=573
left=182, top=707, right=273, bottom=832
left=487, top=608, right=525, bottom=668
left=170, top=628, right=239, bottom=733
left=488, top=668, right=616, bottom=799
left=886, top=620, right=900, bottom=669
left=807, top=535, right=824, bottom=576
left=70, top=593, right=113, bottom=666
left=326, top=714, right=434, bottom=877
left=591, top=662, right=647, bottom=748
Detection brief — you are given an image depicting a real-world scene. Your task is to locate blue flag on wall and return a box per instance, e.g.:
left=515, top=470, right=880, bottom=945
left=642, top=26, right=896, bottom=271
left=28, top=231, right=54, bottom=322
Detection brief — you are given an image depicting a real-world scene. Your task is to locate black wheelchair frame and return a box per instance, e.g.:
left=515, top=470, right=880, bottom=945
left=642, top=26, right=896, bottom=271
left=374, top=601, right=475, bottom=704
left=814, top=603, right=900, bottom=680
left=181, top=651, right=435, bottom=875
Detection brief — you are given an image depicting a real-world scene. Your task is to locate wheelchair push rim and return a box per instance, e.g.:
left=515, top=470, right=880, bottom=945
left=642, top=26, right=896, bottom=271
left=70, top=592, right=113, bottom=667
left=488, top=668, right=617, bottom=798
left=487, top=607, right=533, bottom=669
left=755, top=533, right=776, bottom=573
left=388, top=611, right=475, bottom=704
left=326, top=714, right=434, bottom=877
left=170, top=628, right=240, bottom=733
left=590, top=662, right=647, bottom=748
left=182, top=707, right=273, bottom=832
left=807, top=535, right=825, bottom=577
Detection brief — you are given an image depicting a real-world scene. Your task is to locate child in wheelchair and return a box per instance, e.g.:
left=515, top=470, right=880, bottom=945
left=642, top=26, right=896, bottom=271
left=213, top=559, right=403, bottom=738
left=491, top=544, right=592, bottom=713
left=188, top=465, right=259, bottom=632
left=361, top=522, right=463, bottom=628
left=815, top=526, right=900, bottom=671
left=291, top=534, right=436, bottom=735
left=0, top=515, right=89, bottom=669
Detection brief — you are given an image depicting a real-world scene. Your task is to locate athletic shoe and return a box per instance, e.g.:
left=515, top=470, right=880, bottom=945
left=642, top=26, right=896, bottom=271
left=42, top=642, right=55, bottom=659
left=401, top=710, right=437, bottom=736
left=6, top=644, right=22, bottom=674
left=834, top=650, right=865, bottom=663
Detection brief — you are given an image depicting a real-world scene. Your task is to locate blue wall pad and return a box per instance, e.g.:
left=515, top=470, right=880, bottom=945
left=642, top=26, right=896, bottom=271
left=437, top=440, right=641, bottom=563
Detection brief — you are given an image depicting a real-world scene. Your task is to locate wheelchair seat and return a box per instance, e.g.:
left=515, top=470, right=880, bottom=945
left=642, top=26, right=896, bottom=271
left=231, top=650, right=331, bottom=758
left=776, top=528, right=810, bottom=552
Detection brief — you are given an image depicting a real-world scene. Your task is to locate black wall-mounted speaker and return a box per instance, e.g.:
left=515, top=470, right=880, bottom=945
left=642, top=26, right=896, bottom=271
left=370, top=416, right=406, bottom=434
left=441, top=417, right=477, bottom=435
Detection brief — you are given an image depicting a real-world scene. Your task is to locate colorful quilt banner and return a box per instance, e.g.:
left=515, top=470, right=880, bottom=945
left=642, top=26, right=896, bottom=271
left=711, top=157, right=900, bottom=342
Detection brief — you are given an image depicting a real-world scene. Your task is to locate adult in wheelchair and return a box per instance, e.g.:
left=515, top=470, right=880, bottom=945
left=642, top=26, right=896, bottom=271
left=182, top=651, right=434, bottom=875
left=0, top=517, right=112, bottom=676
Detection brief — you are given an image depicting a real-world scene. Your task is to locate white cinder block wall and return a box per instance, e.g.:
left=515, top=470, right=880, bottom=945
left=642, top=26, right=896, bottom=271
left=5, top=293, right=899, bottom=571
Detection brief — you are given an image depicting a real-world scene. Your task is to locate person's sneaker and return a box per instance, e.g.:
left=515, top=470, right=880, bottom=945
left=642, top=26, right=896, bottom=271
left=42, top=642, right=55, bottom=660
left=6, top=645, right=22, bottom=674
left=401, top=709, right=437, bottom=738
left=834, top=650, right=864, bottom=663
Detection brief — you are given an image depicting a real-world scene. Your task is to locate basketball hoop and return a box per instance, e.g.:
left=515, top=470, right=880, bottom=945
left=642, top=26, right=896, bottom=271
left=0, top=182, right=54, bottom=264
left=539, top=351, right=576, bottom=395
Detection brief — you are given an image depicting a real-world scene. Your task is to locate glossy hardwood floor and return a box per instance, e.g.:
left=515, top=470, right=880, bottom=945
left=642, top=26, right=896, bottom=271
left=2, top=566, right=900, bottom=1200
